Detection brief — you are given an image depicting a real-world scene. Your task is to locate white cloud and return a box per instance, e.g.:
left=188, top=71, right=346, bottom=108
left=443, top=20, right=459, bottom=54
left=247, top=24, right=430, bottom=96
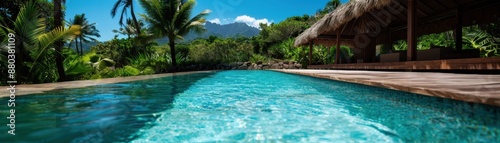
left=234, top=15, right=271, bottom=29
left=208, top=18, right=221, bottom=24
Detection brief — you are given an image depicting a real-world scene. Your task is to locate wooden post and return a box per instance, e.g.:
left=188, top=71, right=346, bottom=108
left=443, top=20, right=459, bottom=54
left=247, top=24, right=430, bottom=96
left=407, top=0, right=417, bottom=61
left=336, top=30, right=341, bottom=64
left=327, top=46, right=331, bottom=64
left=455, top=7, right=463, bottom=51
left=386, top=30, right=393, bottom=53
left=309, top=42, right=313, bottom=65
left=369, top=38, right=377, bottom=63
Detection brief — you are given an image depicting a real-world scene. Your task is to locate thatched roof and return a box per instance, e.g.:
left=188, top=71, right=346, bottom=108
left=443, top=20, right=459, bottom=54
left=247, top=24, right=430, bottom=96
left=294, top=0, right=391, bottom=47
left=296, top=0, right=500, bottom=47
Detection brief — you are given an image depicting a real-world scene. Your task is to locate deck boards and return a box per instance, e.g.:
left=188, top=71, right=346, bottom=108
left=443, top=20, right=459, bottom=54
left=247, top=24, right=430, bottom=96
left=274, top=69, right=500, bottom=107
left=308, top=57, right=500, bottom=70
left=0, top=71, right=215, bottom=97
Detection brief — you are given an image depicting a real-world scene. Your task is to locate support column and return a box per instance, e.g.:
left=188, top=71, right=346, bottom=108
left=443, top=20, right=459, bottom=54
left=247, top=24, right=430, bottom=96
left=407, top=0, right=417, bottom=61
left=385, top=30, right=393, bottom=53
left=309, top=42, right=313, bottom=65
left=366, top=37, right=377, bottom=63
left=328, top=46, right=331, bottom=64
left=336, top=30, right=341, bottom=64
left=455, top=7, right=463, bottom=51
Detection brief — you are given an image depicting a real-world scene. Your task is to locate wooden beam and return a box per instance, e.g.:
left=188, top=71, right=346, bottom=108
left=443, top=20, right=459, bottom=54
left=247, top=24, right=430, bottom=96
left=407, top=0, right=417, bottom=61
left=336, top=30, right=341, bottom=64
left=309, top=42, right=313, bottom=65
left=455, top=7, right=463, bottom=51
left=317, top=35, right=356, bottom=39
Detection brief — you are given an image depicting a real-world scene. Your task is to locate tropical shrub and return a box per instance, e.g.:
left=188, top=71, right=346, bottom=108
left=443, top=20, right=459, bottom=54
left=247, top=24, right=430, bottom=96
left=463, top=26, right=499, bottom=57
left=0, top=2, right=79, bottom=83
left=188, top=37, right=253, bottom=64
left=91, top=38, right=153, bottom=67
left=249, top=54, right=270, bottom=63
left=127, top=53, right=171, bottom=73
left=63, top=50, right=92, bottom=80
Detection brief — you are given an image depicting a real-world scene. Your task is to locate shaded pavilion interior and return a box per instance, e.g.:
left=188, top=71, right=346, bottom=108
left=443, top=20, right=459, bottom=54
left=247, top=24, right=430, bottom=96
left=295, top=0, right=500, bottom=70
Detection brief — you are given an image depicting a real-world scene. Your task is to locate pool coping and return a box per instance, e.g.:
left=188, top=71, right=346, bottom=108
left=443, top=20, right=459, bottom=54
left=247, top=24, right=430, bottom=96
left=0, top=70, right=217, bottom=98
left=272, top=69, right=500, bottom=107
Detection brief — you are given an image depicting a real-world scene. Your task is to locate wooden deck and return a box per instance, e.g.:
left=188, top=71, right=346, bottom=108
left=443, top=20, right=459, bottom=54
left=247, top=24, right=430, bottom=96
left=0, top=71, right=216, bottom=97
left=308, top=57, right=500, bottom=70
left=274, top=69, right=500, bottom=107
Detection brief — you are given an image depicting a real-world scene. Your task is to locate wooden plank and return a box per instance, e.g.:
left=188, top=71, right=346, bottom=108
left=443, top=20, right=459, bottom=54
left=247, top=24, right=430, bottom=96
left=307, top=57, right=500, bottom=70
left=276, top=69, right=500, bottom=107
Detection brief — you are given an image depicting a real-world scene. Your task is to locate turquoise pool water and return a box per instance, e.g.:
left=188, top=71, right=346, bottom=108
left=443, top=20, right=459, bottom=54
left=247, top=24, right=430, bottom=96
left=1, top=70, right=500, bottom=142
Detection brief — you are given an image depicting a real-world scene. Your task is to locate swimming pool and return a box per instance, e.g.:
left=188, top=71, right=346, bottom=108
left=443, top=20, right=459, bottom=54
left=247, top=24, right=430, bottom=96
left=1, top=70, right=499, bottom=142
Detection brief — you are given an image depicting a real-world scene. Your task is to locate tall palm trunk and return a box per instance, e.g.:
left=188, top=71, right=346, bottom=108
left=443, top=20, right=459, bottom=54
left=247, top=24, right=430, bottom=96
left=130, top=3, right=141, bottom=35
left=169, top=36, right=177, bottom=68
left=15, top=39, right=25, bottom=82
left=54, top=0, right=67, bottom=81
left=79, top=37, right=83, bottom=55
left=74, top=39, right=80, bottom=54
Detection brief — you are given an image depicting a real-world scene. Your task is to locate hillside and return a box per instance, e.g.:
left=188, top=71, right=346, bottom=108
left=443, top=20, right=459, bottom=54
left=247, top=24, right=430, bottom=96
left=158, top=22, right=260, bottom=44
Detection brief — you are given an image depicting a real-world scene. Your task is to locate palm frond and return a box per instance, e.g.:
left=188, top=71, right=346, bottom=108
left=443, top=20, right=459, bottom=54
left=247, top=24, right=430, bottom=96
left=174, top=0, right=195, bottom=29
left=31, top=26, right=80, bottom=72
left=111, top=0, right=123, bottom=17
left=178, top=9, right=210, bottom=35
left=13, top=2, right=46, bottom=45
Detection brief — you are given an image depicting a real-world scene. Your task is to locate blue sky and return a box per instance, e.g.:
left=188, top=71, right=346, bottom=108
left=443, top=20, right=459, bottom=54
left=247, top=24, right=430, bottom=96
left=66, top=0, right=348, bottom=41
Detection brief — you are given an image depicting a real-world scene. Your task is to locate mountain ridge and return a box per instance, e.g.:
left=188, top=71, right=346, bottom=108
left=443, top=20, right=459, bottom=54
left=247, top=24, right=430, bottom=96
left=158, top=22, right=260, bottom=44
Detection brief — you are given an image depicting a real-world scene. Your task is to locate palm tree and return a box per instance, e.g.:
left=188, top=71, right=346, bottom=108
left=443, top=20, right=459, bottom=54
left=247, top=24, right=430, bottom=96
left=69, top=13, right=101, bottom=55
left=112, top=18, right=144, bottom=39
left=0, top=2, right=79, bottom=83
left=111, top=0, right=141, bottom=36
left=139, top=0, right=209, bottom=67
left=53, top=0, right=67, bottom=81
left=316, top=0, right=341, bottom=16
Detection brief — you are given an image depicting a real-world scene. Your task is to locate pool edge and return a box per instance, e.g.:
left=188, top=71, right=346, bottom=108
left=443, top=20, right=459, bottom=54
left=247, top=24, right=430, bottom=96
left=0, top=70, right=218, bottom=97
left=271, top=69, right=500, bottom=107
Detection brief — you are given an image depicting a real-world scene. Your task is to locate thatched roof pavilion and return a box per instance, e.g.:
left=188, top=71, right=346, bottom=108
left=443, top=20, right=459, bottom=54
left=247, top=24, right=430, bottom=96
left=295, top=0, right=391, bottom=47
left=296, top=0, right=500, bottom=66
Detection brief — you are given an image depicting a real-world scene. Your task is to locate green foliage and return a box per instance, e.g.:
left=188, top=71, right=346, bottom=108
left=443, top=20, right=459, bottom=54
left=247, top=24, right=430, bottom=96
left=417, top=32, right=454, bottom=50
left=393, top=40, right=408, bottom=51
left=92, top=38, right=154, bottom=67
left=249, top=54, right=269, bottom=63
left=63, top=50, right=92, bottom=80
left=312, top=45, right=330, bottom=64
left=139, top=0, right=209, bottom=66
left=256, top=15, right=312, bottom=55
left=123, top=65, right=141, bottom=76
left=0, top=2, right=79, bottom=83
left=69, top=13, right=101, bottom=55
left=111, top=0, right=142, bottom=35
left=317, top=0, right=341, bottom=15
left=80, top=52, right=116, bottom=71
left=127, top=52, right=171, bottom=73
left=392, top=25, right=499, bottom=57
left=463, top=26, right=500, bottom=57
left=188, top=37, right=253, bottom=64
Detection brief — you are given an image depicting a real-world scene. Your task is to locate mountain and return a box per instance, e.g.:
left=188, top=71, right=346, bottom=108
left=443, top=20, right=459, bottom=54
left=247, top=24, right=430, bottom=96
left=65, top=41, right=99, bottom=53
left=158, top=22, right=260, bottom=44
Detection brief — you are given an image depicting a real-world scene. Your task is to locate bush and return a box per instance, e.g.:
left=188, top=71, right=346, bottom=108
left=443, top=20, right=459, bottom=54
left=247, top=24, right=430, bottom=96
left=250, top=54, right=269, bottom=63
left=188, top=38, right=253, bottom=64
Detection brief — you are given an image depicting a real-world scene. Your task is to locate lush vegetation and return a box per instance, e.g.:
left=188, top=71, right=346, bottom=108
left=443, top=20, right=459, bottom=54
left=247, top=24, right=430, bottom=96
left=0, top=0, right=499, bottom=85
left=391, top=25, right=500, bottom=57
